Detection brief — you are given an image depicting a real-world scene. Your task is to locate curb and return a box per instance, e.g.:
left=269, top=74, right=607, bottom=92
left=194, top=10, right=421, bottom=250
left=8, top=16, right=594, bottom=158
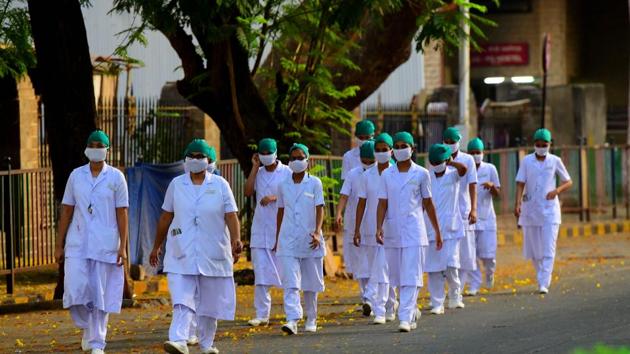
left=0, top=299, right=137, bottom=315
left=497, top=220, right=630, bottom=246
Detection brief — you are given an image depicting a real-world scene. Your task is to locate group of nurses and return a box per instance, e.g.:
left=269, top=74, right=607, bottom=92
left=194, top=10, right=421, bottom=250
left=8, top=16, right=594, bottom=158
left=341, top=120, right=375, bottom=179
left=56, top=130, right=129, bottom=354
left=515, top=128, right=572, bottom=294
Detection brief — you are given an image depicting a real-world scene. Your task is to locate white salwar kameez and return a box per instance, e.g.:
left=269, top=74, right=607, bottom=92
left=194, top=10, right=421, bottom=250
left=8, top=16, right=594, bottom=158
left=161, top=172, right=238, bottom=352
left=424, top=167, right=464, bottom=308
left=468, top=162, right=501, bottom=292
left=378, top=162, right=431, bottom=325
left=516, top=153, right=570, bottom=289
left=250, top=162, right=291, bottom=319
left=61, top=163, right=128, bottom=351
left=276, top=174, right=326, bottom=323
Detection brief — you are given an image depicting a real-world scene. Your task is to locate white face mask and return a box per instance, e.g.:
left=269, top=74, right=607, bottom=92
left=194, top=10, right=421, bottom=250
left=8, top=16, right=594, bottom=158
left=185, top=157, right=209, bottom=173
left=535, top=146, right=550, bottom=157
left=355, top=137, right=368, bottom=147
left=374, top=151, right=391, bottom=164
left=84, top=148, right=107, bottom=162
left=289, top=159, right=308, bottom=173
left=472, top=153, right=484, bottom=164
left=259, top=153, right=277, bottom=166
left=446, top=142, right=459, bottom=154
left=393, top=147, right=412, bottom=162
left=362, top=162, right=375, bottom=170
left=432, top=162, right=447, bottom=173
left=207, top=161, right=217, bottom=174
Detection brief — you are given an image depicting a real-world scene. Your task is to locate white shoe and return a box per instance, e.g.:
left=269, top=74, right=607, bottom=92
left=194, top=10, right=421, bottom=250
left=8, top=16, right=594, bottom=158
left=164, top=341, right=189, bottom=354
left=201, top=347, right=219, bottom=354
left=304, top=318, right=317, bottom=332
left=281, top=321, right=298, bottom=335
left=373, top=316, right=386, bottom=324
left=410, top=309, right=421, bottom=330
left=187, top=335, right=199, bottom=346
left=81, top=335, right=90, bottom=352
left=247, top=318, right=269, bottom=327
left=385, top=301, right=398, bottom=322
left=430, top=306, right=445, bottom=315
left=448, top=300, right=465, bottom=309
left=398, top=321, right=411, bottom=332
left=362, top=302, right=373, bottom=317
left=466, top=289, right=478, bottom=296
left=539, top=286, right=549, bottom=294
left=91, top=350, right=104, bottom=354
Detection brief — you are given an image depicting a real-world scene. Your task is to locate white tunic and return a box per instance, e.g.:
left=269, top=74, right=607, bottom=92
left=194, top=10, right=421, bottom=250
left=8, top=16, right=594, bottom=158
left=250, top=162, right=292, bottom=249
left=475, top=162, right=501, bottom=231
left=341, top=147, right=361, bottom=180
left=453, top=152, right=478, bottom=229
left=161, top=172, right=239, bottom=277
left=378, top=162, right=431, bottom=248
left=339, top=166, right=364, bottom=236
left=515, top=153, right=571, bottom=226
left=357, top=164, right=391, bottom=246
left=424, top=167, right=463, bottom=241
left=276, top=174, right=326, bottom=258
left=61, top=163, right=129, bottom=264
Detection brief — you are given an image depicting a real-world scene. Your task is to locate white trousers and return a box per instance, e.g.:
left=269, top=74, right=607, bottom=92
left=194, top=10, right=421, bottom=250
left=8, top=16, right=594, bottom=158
left=252, top=247, right=282, bottom=319
left=284, top=289, right=318, bottom=322
left=523, top=224, right=560, bottom=288
left=398, top=286, right=420, bottom=323
left=428, top=267, right=461, bottom=308
left=70, top=305, right=109, bottom=350
left=170, top=304, right=217, bottom=351
left=385, top=246, right=425, bottom=322
left=468, top=258, right=497, bottom=291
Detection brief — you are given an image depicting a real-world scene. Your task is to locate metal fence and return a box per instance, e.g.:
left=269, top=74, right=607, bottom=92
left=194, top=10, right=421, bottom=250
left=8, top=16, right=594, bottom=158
left=2, top=146, right=629, bottom=292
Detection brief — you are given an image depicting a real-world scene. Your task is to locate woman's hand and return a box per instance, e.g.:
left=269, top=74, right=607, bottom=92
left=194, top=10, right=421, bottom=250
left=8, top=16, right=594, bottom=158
left=117, top=246, right=127, bottom=266
left=260, top=195, right=277, bottom=206
left=232, top=239, right=243, bottom=263
left=376, top=228, right=384, bottom=245
left=546, top=189, right=558, bottom=200
left=353, top=231, right=361, bottom=247
left=149, top=247, right=161, bottom=267
left=310, top=230, right=322, bottom=250
left=54, top=245, right=64, bottom=264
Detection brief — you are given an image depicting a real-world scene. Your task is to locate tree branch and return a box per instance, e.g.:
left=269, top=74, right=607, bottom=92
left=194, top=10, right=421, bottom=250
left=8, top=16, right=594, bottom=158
left=162, top=25, right=204, bottom=80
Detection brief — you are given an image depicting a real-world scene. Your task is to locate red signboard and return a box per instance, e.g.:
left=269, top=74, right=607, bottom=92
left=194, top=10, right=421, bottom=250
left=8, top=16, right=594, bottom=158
left=471, top=43, right=529, bottom=67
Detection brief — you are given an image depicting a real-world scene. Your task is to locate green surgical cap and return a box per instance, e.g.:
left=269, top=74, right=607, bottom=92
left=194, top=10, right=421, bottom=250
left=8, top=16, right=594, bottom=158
left=393, top=131, right=414, bottom=146
left=86, top=130, right=110, bottom=148
left=467, top=137, right=485, bottom=151
left=360, top=140, right=375, bottom=159
left=289, top=143, right=309, bottom=158
left=258, top=138, right=277, bottom=153
left=429, top=144, right=452, bottom=163
left=374, top=133, right=393, bottom=148
left=443, top=127, right=462, bottom=142
left=533, top=128, right=552, bottom=142
left=355, top=120, right=375, bottom=136
left=184, top=139, right=216, bottom=161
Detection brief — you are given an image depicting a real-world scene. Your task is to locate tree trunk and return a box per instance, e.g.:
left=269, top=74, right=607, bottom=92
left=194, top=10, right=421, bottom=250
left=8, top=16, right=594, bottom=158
left=27, top=0, right=96, bottom=300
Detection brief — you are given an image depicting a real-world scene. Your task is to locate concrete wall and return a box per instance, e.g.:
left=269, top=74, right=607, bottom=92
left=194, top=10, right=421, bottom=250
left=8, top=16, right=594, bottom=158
left=17, top=77, right=40, bottom=169
left=572, top=84, right=607, bottom=146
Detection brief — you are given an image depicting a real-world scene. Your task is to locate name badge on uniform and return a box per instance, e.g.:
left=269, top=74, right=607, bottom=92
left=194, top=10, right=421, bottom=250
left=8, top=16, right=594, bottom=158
left=304, top=192, right=315, bottom=199
left=206, top=189, right=216, bottom=195
left=522, top=194, right=530, bottom=202
left=171, top=228, right=182, bottom=236
left=107, top=183, right=118, bottom=192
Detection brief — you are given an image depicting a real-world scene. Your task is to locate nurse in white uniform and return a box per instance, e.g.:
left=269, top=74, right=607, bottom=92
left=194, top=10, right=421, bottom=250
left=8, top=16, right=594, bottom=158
left=425, top=144, right=467, bottom=314
left=442, top=127, right=478, bottom=297
left=514, top=129, right=572, bottom=294
left=244, top=138, right=292, bottom=326
left=55, top=130, right=128, bottom=354
left=336, top=140, right=375, bottom=308
left=466, top=138, right=501, bottom=295
left=274, top=143, right=326, bottom=335
left=354, top=133, right=396, bottom=324
left=150, top=139, right=243, bottom=354
left=376, top=131, right=442, bottom=333
left=341, top=120, right=375, bottom=180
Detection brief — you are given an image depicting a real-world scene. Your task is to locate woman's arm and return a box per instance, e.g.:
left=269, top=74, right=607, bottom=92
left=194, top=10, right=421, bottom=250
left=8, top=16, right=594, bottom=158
left=514, top=182, right=525, bottom=217
left=54, top=205, right=74, bottom=263
left=149, top=211, right=174, bottom=267
left=272, top=208, right=284, bottom=252
left=376, top=199, right=388, bottom=245
left=225, top=211, right=242, bottom=261
left=423, top=198, right=443, bottom=250
left=447, top=159, right=468, bottom=177
left=335, top=194, right=349, bottom=228
left=244, top=154, right=260, bottom=197
left=115, top=207, right=129, bottom=266
left=353, top=198, right=367, bottom=247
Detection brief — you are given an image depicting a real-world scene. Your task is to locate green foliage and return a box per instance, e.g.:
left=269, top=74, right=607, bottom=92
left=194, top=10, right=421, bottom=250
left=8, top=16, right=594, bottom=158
left=131, top=109, right=185, bottom=164
left=415, top=0, right=498, bottom=54
left=0, top=0, right=36, bottom=79
left=573, top=344, right=630, bottom=354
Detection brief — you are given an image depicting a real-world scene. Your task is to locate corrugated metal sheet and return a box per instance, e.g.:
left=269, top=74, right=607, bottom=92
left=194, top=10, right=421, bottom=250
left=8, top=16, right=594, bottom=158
left=82, top=1, right=183, bottom=97
left=360, top=42, right=425, bottom=115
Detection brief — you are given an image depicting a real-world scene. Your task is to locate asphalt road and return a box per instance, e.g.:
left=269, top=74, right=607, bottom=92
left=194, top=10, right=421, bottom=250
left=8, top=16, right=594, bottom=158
left=1, top=233, right=629, bottom=353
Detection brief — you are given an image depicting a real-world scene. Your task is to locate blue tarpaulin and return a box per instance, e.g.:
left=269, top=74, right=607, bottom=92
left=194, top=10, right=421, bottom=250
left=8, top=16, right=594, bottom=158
left=127, top=162, right=184, bottom=271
